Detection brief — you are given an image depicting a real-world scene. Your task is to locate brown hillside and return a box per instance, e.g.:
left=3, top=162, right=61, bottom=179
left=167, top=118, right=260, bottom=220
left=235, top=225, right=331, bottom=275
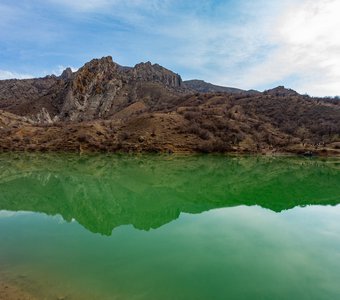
left=0, top=57, right=339, bottom=155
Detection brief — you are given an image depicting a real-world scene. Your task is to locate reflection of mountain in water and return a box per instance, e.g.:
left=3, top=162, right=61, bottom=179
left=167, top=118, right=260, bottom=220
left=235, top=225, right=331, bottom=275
left=0, top=153, right=339, bottom=235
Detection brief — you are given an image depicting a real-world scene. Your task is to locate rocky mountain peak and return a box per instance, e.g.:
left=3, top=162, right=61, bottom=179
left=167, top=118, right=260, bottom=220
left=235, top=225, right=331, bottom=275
left=69, top=56, right=123, bottom=97
left=54, top=57, right=189, bottom=121
left=133, top=61, right=182, bottom=88
left=265, top=86, right=299, bottom=97
left=60, top=67, right=73, bottom=80
left=81, top=56, right=119, bottom=74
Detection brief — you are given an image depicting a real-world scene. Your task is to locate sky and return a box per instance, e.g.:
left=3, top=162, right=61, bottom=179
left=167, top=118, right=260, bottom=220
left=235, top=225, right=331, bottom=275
left=0, top=0, right=339, bottom=96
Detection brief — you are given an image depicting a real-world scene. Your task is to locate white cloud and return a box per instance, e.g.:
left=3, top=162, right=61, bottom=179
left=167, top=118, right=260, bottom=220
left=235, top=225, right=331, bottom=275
left=0, top=66, right=80, bottom=79
left=0, top=70, right=33, bottom=80
left=231, top=0, right=340, bottom=96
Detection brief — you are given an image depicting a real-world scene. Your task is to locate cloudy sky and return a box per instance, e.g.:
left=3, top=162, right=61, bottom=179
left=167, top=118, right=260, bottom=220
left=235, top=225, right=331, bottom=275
left=0, top=0, right=339, bottom=96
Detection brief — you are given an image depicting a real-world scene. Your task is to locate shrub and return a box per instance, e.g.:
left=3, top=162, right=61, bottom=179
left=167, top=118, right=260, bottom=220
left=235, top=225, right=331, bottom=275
left=119, top=132, right=129, bottom=141
left=77, top=134, right=88, bottom=143
left=184, top=112, right=198, bottom=120
left=197, top=139, right=229, bottom=153
left=198, top=129, right=210, bottom=140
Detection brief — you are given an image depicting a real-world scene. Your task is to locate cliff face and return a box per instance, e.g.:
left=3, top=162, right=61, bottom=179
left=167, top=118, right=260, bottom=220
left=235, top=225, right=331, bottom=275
left=59, top=56, right=125, bottom=121
left=133, top=61, right=182, bottom=88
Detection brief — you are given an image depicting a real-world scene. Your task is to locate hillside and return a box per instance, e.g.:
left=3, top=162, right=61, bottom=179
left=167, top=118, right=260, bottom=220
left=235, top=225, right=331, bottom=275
left=0, top=56, right=339, bottom=155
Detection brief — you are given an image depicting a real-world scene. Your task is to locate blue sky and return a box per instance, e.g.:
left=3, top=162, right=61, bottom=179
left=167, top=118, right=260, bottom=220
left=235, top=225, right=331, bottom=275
left=0, top=0, right=339, bottom=96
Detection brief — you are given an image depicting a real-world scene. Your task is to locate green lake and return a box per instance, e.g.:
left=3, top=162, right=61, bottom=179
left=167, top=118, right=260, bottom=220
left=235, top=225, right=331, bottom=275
left=0, top=153, right=339, bottom=299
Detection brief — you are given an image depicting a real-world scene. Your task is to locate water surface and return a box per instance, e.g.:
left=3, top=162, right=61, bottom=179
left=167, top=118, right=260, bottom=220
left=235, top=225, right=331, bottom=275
left=0, top=153, right=339, bottom=299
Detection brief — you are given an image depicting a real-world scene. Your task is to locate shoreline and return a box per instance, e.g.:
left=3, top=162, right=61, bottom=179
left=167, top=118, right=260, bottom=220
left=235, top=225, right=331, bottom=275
left=0, top=148, right=339, bottom=157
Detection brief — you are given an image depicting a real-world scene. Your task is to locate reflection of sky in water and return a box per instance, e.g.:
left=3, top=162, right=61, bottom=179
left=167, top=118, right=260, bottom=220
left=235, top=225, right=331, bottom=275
left=1, top=204, right=340, bottom=232
left=1, top=204, right=340, bottom=300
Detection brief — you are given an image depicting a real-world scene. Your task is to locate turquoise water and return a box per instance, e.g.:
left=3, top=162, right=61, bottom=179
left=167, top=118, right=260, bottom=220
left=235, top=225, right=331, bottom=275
left=0, top=153, right=339, bottom=299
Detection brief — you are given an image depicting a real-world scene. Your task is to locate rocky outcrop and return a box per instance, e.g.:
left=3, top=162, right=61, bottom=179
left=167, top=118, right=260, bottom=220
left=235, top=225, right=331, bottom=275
left=59, top=56, right=125, bottom=121
left=264, top=86, right=299, bottom=97
left=60, top=67, right=73, bottom=81
left=35, top=107, right=53, bottom=124
left=133, top=61, right=182, bottom=88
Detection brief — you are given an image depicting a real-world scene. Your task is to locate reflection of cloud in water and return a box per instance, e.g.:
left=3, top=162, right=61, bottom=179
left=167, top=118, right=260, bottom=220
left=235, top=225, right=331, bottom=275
left=0, top=210, right=34, bottom=218
left=282, top=205, right=340, bottom=239
left=0, top=211, right=66, bottom=226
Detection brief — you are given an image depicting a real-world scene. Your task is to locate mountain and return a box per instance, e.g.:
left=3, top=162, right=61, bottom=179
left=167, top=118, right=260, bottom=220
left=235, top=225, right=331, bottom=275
left=183, top=79, right=255, bottom=94
left=0, top=56, right=186, bottom=122
left=0, top=56, right=339, bottom=155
